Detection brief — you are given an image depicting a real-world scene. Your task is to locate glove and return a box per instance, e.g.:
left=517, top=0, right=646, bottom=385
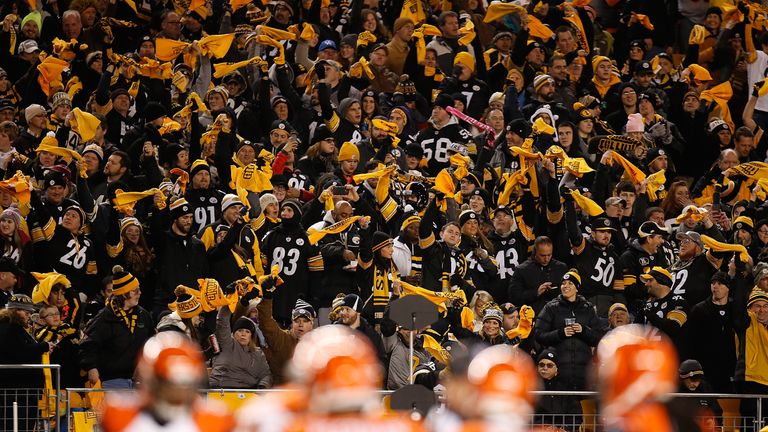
left=560, top=186, right=574, bottom=202
left=449, top=273, right=463, bottom=289
left=246, top=191, right=261, bottom=217
left=739, top=0, right=750, bottom=24
left=444, top=303, right=463, bottom=329
left=239, top=281, right=261, bottom=305
left=433, top=191, right=445, bottom=201
left=379, top=317, right=397, bottom=337
left=260, top=276, right=277, bottom=299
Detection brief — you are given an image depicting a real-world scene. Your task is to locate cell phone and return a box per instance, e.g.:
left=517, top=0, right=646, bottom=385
left=565, top=318, right=576, bottom=326
left=332, top=186, right=348, bottom=195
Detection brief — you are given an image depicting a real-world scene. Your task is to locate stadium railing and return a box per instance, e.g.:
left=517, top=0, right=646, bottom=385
left=0, top=364, right=61, bottom=432
left=60, top=387, right=767, bottom=432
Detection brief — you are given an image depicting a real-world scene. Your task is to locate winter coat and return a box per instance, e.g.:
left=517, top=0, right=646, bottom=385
left=209, top=308, right=272, bottom=389
left=79, top=305, right=154, bottom=381
left=257, top=298, right=298, bottom=385
left=534, top=376, right=583, bottom=426
left=686, top=297, right=736, bottom=393
left=508, top=257, right=569, bottom=314
left=153, top=229, right=209, bottom=311
left=0, top=314, right=49, bottom=388
left=382, top=331, right=431, bottom=390
left=535, top=295, right=603, bottom=390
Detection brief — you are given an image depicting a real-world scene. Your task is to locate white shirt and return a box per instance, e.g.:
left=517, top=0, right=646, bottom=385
left=392, top=237, right=412, bottom=277
left=747, top=50, right=768, bottom=112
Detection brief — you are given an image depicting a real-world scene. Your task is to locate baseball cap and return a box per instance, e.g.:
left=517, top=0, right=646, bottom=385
left=639, top=266, right=673, bottom=287
left=608, top=303, right=628, bottom=316
left=590, top=217, right=616, bottom=231
left=318, top=39, right=338, bottom=51
left=634, top=61, right=653, bottom=75
left=0, top=99, right=14, bottom=112
left=18, top=40, right=40, bottom=54
left=605, top=197, right=627, bottom=209
left=676, top=231, right=704, bottom=249
left=645, top=147, right=667, bottom=167
left=0, top=256, right=24, bottom=276
left=6, top=294, right=35, bottom=312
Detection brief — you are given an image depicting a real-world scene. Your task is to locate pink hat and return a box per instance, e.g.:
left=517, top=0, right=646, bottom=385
left=626, top=113, right=644, bottom=133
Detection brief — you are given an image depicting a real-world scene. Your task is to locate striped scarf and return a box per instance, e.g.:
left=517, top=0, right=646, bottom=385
left=109, top=299, right=138, bottom=333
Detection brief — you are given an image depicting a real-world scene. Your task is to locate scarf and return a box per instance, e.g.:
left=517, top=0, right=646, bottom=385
left=109, top=299, right=138, bottom=333
left=307, top=216, right=367, bottom=245
left=36, top=323, right=77, bottom=343
left=372, top=261, right=394, bottom=321
left=124, top=245, right=154, bottom=276
left=591, top=73, right=621, bottom=98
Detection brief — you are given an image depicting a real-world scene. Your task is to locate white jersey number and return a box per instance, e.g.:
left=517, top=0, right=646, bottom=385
left=60, top=240, right=87, bottom=269
left=591, top=258, right=615, bottom=287
left=421, top=138, right=452, bottom=163
left=273, top=247, right=300, bottom=276
left=671, top=269, right=688, bottom=296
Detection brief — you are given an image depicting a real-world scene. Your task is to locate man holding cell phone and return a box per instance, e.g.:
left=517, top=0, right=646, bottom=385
left=535, top=270, right=603, bottom=391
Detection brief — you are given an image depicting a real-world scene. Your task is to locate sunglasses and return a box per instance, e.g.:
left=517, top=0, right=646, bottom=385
left=538, top=362, right=556, bottom=369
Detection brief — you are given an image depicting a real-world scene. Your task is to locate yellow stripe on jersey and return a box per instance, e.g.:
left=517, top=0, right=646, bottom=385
left=327, top=112, right=340, bottom=132
left=547, top=206, right=563, bottom=224
left=252, top=212, right=265, bottom=232
left=42, top=218, right=56, bottom=241
left=667, top=310, right=687, bottom=326
left=613, top=278, right=625, bottom=291
left=307, top=254, right=324, bottom=272
left=419, top=232, right=435, bottom=250
left=379, top=196, right=398, bottom=222
left=31, top=226, right=44, bottom=243
left=571, top=238, right=586, bottom=255
left=624, top=275, right=637, bottom=286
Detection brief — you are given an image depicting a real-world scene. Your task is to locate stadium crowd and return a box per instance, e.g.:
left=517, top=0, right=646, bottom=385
left=0, top=0, right=767, bottom=428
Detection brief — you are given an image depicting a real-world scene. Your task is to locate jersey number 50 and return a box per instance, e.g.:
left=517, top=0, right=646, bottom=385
left=591, top=258, right=615, bottom=287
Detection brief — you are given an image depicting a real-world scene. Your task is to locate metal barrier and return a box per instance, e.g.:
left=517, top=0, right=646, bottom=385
left=528, top=391, right=767, bottom=432
left=62, top=387, right=766, bottom=432
left=0, top=364, right=61, bottom=432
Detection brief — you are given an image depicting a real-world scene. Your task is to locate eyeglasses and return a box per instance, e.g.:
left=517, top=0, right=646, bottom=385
left=42, top=311, right=60, bottom=318
left=538, top=362, right=556, bottom=369
left=165, top=21, right=182, bottom=25
left=758, top=229, right=768, bottom=235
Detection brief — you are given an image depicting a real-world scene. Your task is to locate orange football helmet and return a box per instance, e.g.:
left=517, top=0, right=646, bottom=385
left=136, top=331, right=206, bottom=387
left=288, top=325, right=382, bottom=412
left=597, top=324, right=678, bottom=418
left=466, top=345, right=538, bottom=416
